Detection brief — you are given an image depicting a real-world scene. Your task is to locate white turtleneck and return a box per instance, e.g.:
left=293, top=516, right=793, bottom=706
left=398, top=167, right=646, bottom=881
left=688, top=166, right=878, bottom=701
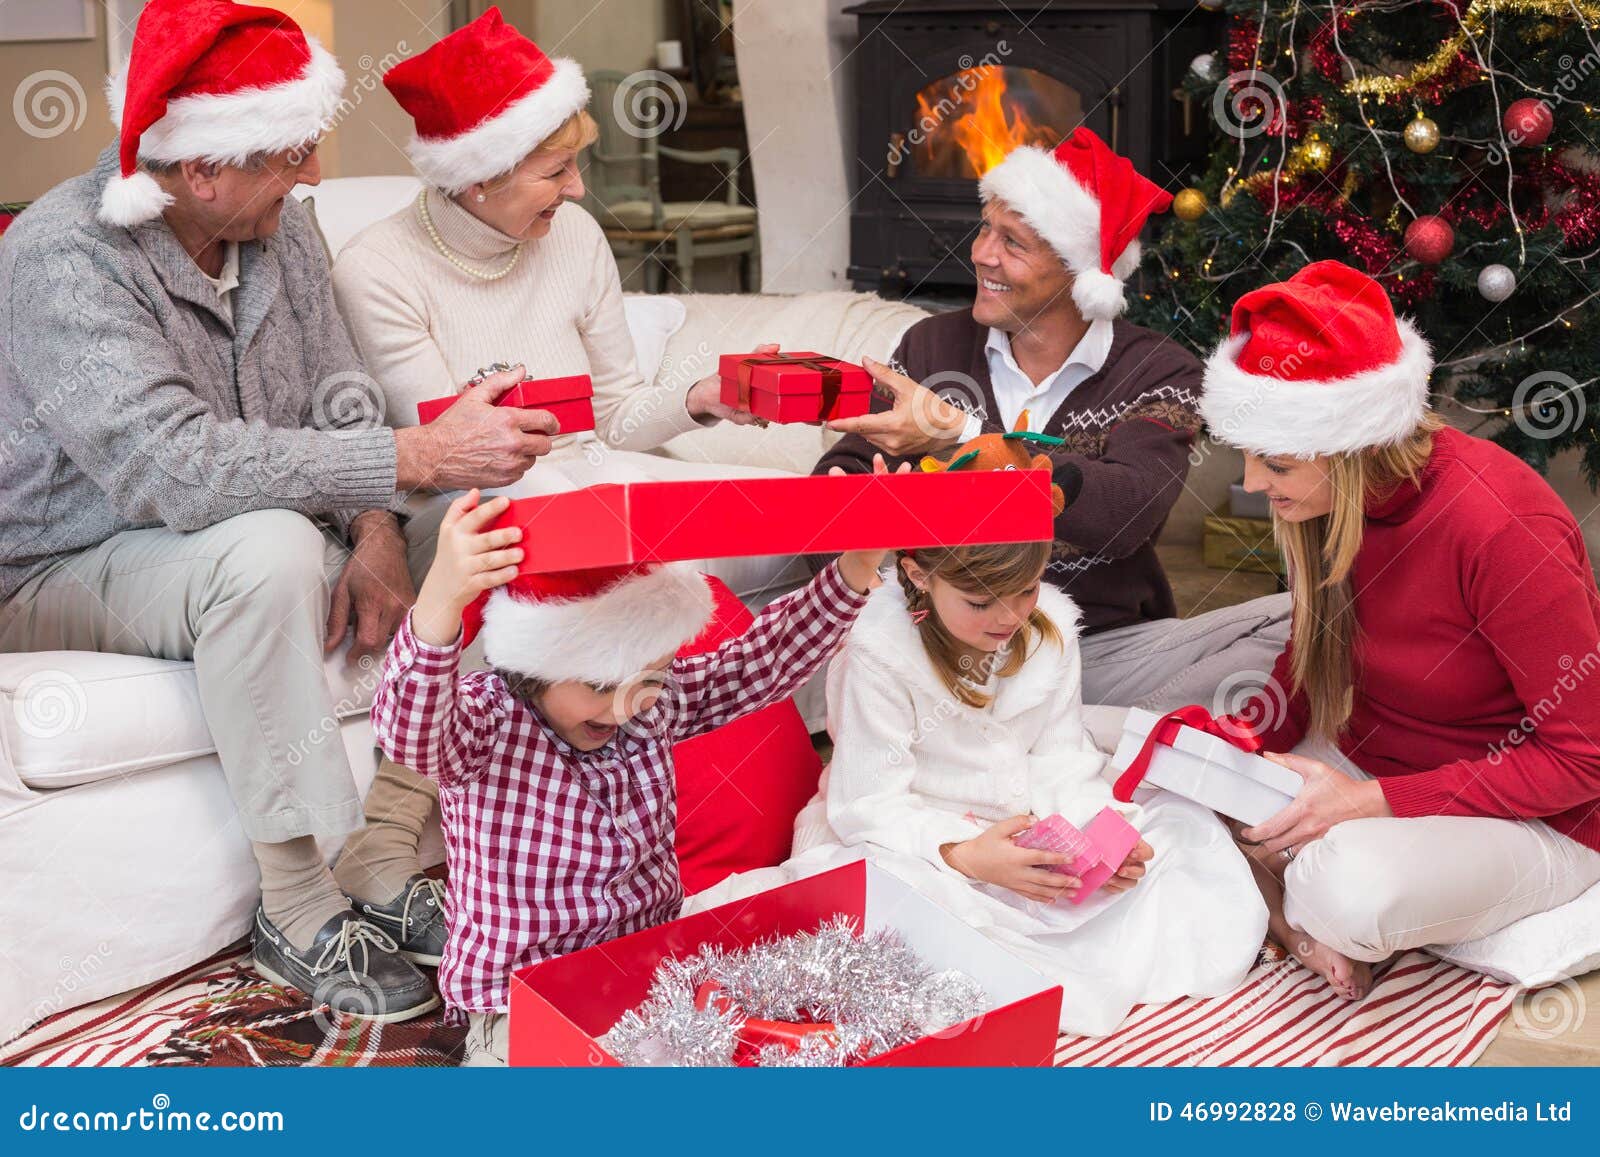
left=330, top=188, right=702, bottom=453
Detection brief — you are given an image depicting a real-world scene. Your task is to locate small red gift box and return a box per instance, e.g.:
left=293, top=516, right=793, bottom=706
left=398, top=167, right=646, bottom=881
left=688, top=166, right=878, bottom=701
left=507, top=861, right=1063, bottom=1066
left=414, top=374, right=595, bottom=434
left=717, top=351, right=872, bottom=422
left=490, top=469, right=1054, bottom=574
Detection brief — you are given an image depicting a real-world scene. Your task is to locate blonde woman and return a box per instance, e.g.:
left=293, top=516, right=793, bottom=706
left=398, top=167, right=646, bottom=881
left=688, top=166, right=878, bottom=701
left=1200, top=260, right=1600, bottom=999
left=332, top=9, right=783, bottom=507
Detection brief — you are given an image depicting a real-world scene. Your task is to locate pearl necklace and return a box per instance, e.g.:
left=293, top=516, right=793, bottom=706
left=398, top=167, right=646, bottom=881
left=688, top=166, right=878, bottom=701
left=417, top=190, right=522, bottom=281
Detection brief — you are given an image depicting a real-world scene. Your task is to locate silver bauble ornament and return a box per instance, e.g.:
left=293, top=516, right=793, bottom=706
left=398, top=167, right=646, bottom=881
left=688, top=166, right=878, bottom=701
left=1477, top=263, right=1516, bottom=303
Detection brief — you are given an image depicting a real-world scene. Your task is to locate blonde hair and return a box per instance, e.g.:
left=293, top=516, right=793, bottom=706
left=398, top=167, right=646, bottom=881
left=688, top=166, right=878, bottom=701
left=1274, top=411, right=1444, bottom=740
left=479, top=111, right=600, bottom=195
left=897, top=542, right=1060, bottom=709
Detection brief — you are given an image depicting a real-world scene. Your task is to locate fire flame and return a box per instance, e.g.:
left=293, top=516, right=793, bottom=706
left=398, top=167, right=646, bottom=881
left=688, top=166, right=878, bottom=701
left=914, top=67, right=1063, bottom=179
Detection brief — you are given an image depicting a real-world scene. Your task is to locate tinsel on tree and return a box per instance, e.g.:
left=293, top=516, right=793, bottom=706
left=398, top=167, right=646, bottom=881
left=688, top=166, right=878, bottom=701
left=1128, top=0, right=1600, bottom=481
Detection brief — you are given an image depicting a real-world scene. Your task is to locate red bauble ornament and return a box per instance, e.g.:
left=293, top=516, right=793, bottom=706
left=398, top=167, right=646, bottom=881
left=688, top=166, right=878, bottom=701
left=1503, top=98, right=1554, bottom=147
left=1404, top=216, right=1455, bottom=265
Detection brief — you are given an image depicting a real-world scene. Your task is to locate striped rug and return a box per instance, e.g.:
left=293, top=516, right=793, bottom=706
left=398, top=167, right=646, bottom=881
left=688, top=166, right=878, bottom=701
left=3, top=942, right=1514, bottom=1068
left=1054, top=947, right=1517, bottom=1067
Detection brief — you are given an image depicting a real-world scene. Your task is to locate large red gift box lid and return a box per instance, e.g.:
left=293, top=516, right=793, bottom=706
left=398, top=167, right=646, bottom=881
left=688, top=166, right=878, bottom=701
left=414, top=375, right=595, bottom=433
left=494, top=469, right=1054, bottom=574
left=508, top=861, right=1064, bottom=1067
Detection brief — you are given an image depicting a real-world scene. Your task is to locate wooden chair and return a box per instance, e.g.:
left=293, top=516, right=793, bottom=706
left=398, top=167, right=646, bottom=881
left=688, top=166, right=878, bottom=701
left=585, top=69, right=760, bottom=293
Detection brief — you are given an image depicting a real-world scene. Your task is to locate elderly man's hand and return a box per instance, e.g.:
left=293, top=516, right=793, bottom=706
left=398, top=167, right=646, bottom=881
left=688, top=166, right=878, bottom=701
left=327, top=511, right=415, bottom=667
left=826, top=356, right=971, bottom=458
left=395, top=365, right=557, bottom=492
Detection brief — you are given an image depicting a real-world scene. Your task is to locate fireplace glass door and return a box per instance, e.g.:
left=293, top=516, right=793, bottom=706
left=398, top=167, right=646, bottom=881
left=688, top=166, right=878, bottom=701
left=910, top=65, right=1083, bottom=181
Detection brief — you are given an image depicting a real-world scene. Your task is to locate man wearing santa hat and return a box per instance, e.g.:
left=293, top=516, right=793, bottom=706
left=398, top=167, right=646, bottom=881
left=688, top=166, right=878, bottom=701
left=816, top=127, right=1291, bottom=711
left=0, top=0, right=545, bottom=1020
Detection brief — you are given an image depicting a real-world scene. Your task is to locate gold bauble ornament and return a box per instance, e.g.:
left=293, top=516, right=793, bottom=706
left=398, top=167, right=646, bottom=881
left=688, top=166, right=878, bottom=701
left=1302, top=137, right=1333, bottom=170
left=1404, top=115, right=1440, bottom=153
left=1173, top=188, right=1208, bottom=221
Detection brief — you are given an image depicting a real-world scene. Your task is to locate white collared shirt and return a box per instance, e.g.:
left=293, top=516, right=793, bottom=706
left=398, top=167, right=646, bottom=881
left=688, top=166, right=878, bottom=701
left=957, top=319, right=1115, bottom=441
left=200, top=241, right=240, bottom=320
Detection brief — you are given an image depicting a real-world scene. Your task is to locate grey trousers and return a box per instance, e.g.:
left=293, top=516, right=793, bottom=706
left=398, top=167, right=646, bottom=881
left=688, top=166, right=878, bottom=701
left=1080, top=593, right=1294, bottom=713
left=0, top=502, right=448, bottom=844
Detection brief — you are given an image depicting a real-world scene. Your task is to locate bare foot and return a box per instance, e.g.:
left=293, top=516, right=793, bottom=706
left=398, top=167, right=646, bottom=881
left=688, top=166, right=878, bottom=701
left=1287, top=932, right=1373, bottom=1000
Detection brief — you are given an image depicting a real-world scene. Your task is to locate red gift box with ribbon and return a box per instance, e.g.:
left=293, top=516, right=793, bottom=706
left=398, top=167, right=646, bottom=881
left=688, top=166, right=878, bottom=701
left=414, top=374, right=595, bottom=435
left=717, top=351, right=871, bottom=423
left=1109, top=705, right=1302, bottom=827
left=507, top=861, right=1063, bottom=1066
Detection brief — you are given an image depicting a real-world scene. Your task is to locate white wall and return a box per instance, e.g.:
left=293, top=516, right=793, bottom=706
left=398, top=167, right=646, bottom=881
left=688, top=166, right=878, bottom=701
left=733, top=0, right=854, bottom=291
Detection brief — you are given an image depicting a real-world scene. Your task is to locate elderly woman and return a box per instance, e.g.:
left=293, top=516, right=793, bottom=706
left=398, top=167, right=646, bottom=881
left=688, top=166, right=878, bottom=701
left=328, top=11, right=804, bottom=948
left=1199, top=260, right=1600, bottom=999
left=332, top=10, right=774, bottom=487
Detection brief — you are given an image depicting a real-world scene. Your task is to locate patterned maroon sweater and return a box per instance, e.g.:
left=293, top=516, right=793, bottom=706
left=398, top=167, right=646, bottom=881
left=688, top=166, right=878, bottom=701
left=815, top=309, right=1204, bottom=634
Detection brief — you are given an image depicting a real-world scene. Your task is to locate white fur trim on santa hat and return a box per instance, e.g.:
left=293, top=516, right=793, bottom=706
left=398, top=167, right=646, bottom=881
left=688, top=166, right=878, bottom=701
left=406, top=57, right=589, bottom=194
left=979, top=144, right=1137, bottom=320
left=480, top=562, right=714, bottom=686
left=1198, top=318, right=1434, bottom=458
left=98, top=169, right=175, bottom=227
left=104, top=39, right=346, bottom=167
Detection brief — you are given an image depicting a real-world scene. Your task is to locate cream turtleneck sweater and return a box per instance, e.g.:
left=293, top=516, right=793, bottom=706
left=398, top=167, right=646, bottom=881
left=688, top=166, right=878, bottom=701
left=330, top=188, right=702, bottom=454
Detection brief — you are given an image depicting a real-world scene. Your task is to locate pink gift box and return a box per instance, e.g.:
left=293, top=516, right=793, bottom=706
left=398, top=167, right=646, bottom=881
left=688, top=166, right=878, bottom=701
left=1013, top=807, right=1141, bottom=904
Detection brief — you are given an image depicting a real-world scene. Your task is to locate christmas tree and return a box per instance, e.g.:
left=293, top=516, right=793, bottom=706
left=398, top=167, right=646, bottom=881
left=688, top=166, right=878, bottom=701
left=1130, top=0, right=1600, bottom=481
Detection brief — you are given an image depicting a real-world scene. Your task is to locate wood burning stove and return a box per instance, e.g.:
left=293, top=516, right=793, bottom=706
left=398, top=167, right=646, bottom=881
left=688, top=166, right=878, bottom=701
left=846, top=0, right=1211, bottom=296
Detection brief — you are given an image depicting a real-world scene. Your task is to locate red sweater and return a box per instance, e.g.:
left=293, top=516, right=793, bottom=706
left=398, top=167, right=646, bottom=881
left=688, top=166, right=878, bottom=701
left=1242, top=426, right=1600, bottom=851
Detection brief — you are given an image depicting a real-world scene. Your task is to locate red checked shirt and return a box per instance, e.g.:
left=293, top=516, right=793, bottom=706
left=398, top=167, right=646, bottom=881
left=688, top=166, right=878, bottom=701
left=371, top=563, right=868, bottom=1012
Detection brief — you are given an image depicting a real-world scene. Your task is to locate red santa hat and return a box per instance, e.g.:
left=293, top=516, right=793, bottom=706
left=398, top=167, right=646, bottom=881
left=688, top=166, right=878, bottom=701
left=978, top=127, right=1173, bottom=320
left=1199, top=260, right=1434, bottom=458
left=464, top=561, right=715, bottom=687
left=383, top=7, right=589, bottom=195
left=99, top=0, right=345, bottom=227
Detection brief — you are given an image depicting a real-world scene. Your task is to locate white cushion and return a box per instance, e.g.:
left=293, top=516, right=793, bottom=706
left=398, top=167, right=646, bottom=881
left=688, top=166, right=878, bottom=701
left=0, top=650, right=378, bottom=790
left=621, top=294, right=687, bottom=389
left=293, top=175, right=423, bottom=258
left=1432, top=882, right=1600, bottom=987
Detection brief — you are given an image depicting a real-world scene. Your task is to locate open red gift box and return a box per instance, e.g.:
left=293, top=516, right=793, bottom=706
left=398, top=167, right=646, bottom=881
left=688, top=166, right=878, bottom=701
left=415, top=374, right=595, bottom=435
left=508, top=861, right=1064, bottom=1066
left=718, top=351, right=872, bottom=423
left=489, top=469, right=1053, bottom=574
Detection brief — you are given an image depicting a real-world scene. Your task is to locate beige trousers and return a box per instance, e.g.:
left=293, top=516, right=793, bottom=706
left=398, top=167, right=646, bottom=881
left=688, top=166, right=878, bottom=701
left=1080, top=592, right=1294, bottom=712
left=1282, top=747, right=1600, bottom=961
left=1284, top=816, right=1600, bottom=962
left=462, top=1011, right=509, bottom=1067
left=0, top=501, right=448, bottom=843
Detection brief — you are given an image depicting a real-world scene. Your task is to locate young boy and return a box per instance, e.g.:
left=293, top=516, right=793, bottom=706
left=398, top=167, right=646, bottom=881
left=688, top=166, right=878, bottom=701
left=372, top=487, right=890, bottom=1065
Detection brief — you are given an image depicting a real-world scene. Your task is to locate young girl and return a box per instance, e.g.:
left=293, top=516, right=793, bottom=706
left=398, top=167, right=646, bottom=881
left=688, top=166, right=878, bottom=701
left=697, top=538, right=1267, bottom=1036
left=370, top=487, right=887, bottom=1065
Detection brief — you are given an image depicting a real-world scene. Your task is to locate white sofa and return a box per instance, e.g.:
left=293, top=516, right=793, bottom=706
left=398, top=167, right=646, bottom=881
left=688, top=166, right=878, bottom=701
left=0, top=177, right=926, bottom=1046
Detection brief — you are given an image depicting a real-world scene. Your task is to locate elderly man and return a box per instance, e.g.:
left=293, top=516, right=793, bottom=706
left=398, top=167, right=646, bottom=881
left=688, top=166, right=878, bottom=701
left=0, top=0, right=546, bottom=1020
left=818, top=128, right=1290, bottom=710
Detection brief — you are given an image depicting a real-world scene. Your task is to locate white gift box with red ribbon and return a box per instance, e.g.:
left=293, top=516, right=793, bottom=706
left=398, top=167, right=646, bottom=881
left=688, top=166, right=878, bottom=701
left=1110, top=706, right=1302, bottom=827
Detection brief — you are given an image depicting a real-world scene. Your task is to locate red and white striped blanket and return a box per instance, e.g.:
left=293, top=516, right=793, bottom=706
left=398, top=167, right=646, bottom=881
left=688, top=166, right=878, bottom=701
left=3, top=941, right=1516, bottom=1068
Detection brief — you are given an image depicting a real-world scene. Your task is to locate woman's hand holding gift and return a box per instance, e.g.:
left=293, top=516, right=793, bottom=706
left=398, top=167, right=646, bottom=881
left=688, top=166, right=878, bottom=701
left=411, top=490, right=525, bottom=647
left=688, top=342, right=780, bottom=426
left=1241, top=752, right=1393, bottom=857
left=941, top=816, right=1078, bottom=903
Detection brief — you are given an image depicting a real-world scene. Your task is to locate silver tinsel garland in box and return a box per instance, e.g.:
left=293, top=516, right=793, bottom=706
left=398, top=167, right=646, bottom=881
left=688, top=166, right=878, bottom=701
left=599, top=917, right=988, bottom=1067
